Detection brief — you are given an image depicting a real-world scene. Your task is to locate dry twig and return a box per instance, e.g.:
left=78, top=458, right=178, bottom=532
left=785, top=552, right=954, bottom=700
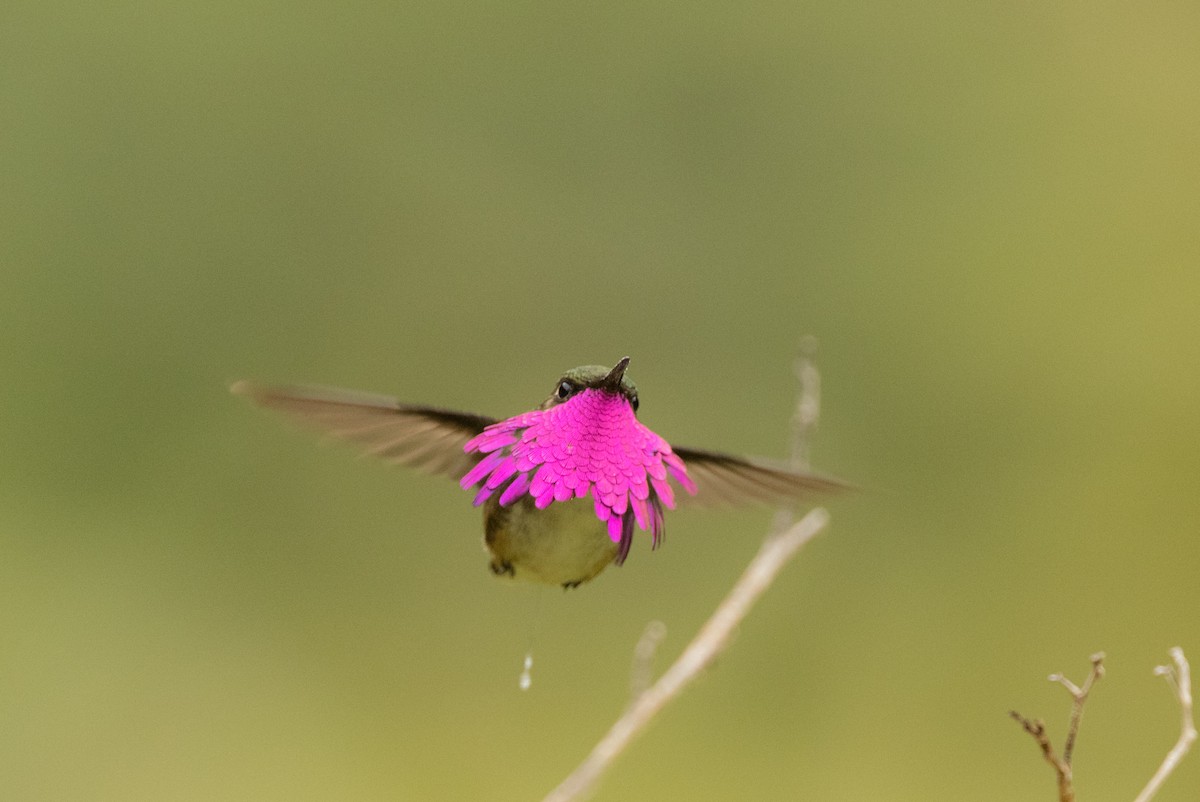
left=1133, top=647, right=1196, bottom=802
left=628, top=620, right=668, bottom=702
left=543, top=344, right=832, bottom=802
left=1009, top=652, right=1106, bottom=802
left=1012, top=649, right=1196, bottom=802
left=771, top=336, right=819, bottom=534
left=542, top=507, right=829, bottom=802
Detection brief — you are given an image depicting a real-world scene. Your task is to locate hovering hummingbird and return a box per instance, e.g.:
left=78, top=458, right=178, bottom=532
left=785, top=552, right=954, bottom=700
left=232, top=357, right=844, bottom=588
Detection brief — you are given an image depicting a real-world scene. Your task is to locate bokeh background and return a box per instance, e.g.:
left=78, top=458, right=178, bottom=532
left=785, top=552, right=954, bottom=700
left=3, top=2, right=1198, bottom=800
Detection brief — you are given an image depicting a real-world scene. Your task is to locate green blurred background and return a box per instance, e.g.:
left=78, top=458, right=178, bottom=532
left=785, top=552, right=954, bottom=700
left=3, top=1, right=1197, bottom=799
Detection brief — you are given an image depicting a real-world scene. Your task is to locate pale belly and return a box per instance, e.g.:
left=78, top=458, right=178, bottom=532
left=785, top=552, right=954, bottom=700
left=482, top=495, right=618, bottom=587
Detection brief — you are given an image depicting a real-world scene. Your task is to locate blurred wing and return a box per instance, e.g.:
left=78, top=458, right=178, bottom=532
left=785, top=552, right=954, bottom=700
left=671, top=445, right=850, bottom=507
left=232, top=382, right=496, bottom=481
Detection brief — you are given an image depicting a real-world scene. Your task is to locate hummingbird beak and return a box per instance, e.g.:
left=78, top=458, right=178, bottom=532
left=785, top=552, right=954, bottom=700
left=599, top=356, right=631, bottom=394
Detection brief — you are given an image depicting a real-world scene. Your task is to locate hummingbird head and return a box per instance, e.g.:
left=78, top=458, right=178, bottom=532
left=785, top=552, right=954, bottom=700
left=542, top=356, right=639, bottom=413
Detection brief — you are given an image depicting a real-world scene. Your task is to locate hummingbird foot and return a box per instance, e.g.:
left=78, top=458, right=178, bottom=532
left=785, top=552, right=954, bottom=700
left=489, top=559, right=515, bottom=578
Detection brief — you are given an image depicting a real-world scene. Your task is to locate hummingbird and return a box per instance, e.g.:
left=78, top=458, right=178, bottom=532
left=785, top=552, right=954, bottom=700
left=232, top=357, right=845, bottom=588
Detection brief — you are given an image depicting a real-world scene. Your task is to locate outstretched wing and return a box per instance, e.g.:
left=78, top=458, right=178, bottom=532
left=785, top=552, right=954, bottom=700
left=671, top=445, right=849, bottom=507
left=232, top=382, right=496, bottom=481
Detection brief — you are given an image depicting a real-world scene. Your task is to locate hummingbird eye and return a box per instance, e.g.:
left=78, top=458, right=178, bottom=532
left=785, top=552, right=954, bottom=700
left=630, top=395, right=639, bottom=411
left=555, top=381, right=574, bottom=400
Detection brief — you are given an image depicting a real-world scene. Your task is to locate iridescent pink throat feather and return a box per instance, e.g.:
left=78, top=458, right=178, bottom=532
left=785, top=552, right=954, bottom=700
left=460, top=388, right=697, bottom=548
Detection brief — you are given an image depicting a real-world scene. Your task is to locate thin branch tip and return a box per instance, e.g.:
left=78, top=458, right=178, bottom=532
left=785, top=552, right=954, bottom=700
left=629, top=621, right=668, bottom=702
left=1134, top=647, right=1194, bottom=802
left=1017, top=649, right=1194, bottom=802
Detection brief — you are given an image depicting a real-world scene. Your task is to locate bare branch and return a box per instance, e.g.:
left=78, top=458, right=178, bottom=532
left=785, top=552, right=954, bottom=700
left=1056, top=651, right=1105, bottom=766
left=542, top=507, right=830, bottom=802
left=1010, top=653, right=1105, bottom=802
left=628, top=621, right=667, bottom=702
left=771, top=336, right=820, bottom=534
left=543, top=344, right=833, bottom=802
left=1008, top=711, right=1073, bottom=802
left=1134, top=647, right=1196, bottom=802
